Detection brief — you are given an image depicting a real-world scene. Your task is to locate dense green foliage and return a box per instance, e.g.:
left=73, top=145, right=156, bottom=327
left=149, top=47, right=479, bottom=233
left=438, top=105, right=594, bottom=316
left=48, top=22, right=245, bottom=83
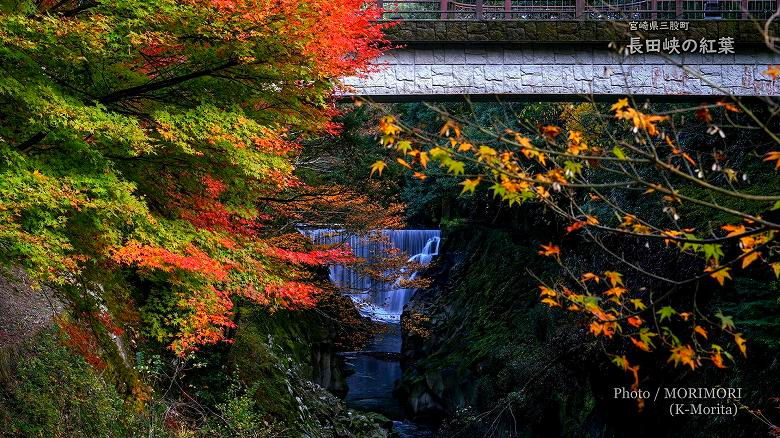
left=0, top=0, right=385, bottom=357
left=0, top=1, right=395, bottom=436
left=0, top=329, right=150, bottom=437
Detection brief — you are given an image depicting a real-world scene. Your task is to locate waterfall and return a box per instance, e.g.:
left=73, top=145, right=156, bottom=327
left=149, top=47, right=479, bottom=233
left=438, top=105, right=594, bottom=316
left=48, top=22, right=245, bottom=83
left=303, top=229, right=441, bottom=322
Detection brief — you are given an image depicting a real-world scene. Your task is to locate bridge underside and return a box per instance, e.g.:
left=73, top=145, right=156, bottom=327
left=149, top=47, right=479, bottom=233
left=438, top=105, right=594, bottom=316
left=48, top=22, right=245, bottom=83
left=342, top=47, right=780, bottom=101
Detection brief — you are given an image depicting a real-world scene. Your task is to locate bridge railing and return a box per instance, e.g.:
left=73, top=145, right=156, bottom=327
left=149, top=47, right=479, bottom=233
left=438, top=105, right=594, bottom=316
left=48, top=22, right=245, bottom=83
left=375, top=0, right=780, bottom=20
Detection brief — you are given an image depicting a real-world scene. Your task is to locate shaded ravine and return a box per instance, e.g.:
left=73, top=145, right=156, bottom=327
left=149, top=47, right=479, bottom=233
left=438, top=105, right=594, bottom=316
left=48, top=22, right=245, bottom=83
left=304, top=230, right=440, bottom=436
left=342, top=324, right=434, bottom=437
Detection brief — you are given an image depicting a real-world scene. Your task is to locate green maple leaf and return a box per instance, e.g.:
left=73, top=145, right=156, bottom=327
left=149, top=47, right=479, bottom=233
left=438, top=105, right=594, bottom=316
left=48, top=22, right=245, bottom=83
left=657, top=306, right=677, bottom=322
left=715, top=311, right=735, bottom=330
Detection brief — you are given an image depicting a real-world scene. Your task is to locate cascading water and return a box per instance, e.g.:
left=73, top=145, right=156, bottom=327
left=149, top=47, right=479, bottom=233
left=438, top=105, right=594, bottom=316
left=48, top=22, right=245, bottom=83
left=304, top=229, right=441, bottom=322
left=303, top=229, right=440, bottom=437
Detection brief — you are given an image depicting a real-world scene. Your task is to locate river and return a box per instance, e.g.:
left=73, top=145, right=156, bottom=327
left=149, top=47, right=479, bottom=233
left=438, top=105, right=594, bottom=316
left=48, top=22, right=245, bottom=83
left=304, top=229, right=440, bottom=436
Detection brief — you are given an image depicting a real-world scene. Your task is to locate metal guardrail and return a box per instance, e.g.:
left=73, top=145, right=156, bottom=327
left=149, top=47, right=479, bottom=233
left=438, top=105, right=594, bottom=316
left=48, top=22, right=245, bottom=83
left=375, top=0, right=780, bottom=19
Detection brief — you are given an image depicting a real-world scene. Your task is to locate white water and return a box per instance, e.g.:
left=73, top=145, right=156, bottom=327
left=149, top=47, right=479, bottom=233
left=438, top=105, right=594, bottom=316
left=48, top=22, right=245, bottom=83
left=303, top=229, right=441, bottom=323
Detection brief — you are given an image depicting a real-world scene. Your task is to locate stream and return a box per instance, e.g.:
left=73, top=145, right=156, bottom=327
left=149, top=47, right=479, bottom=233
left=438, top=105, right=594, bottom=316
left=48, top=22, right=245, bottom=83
left=304, top=230, right=440, bottom=436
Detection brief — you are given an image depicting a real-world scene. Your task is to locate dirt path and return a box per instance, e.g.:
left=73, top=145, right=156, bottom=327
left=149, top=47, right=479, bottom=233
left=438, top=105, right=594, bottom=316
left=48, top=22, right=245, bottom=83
left=0, top=269, right=63, bottom=347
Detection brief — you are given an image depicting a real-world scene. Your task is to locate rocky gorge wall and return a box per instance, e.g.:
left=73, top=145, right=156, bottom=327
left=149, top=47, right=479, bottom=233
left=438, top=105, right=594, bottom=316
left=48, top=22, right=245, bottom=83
left=396, top=225, right=780, bottom=437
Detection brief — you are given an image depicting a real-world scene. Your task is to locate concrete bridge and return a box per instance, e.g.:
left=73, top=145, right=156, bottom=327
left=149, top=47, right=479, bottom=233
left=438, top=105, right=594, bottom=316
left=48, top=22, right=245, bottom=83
left=343, top=1, right=780, bottom=100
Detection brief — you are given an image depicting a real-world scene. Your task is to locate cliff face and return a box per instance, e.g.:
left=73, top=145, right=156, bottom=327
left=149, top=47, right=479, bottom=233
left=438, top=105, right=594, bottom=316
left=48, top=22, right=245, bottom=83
left=221, top=291, right=394, bottom=437
left=0, top=267, right=391, bottom=437
left=397, top=225, right=780, bottom=437
left=397, top=226, right=602, bottom=435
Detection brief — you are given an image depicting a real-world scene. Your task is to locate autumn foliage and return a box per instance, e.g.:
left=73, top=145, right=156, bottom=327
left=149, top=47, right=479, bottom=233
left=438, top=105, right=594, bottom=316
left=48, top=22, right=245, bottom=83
left=371, top=90, right=779, bottom=398
left=0, top=0, right=391, bottom=355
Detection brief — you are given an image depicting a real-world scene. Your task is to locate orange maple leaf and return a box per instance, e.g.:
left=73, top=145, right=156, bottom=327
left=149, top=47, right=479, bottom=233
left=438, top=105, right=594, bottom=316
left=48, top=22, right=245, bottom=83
left=538, top=243, right=560, bottom=257
left=590, top=321, right=604, bottom=336
left=539, top=125, right=561, bottom=140
left=566, top=221, right=587, bottom=233
left=710, top=351, right=727, bottom=369
left=604, top=271, right=624, bottom=287
left=630, top=337, right=652, bottom=352
left=763, top=65, right=780, bottom=80
left=707, top=267, right=732, bottom=286
left=581, top=272, right=601, bottom=283
left=716, top=100, right=741, bottom=113
left=604, top=287, right=628, bottom=298
left=538, top=286, right=557, bottom=297
left=742, top=250, right=761, bottom=269
left=668, top=345, right=698, bottom=370
left=763, top=151, right=780, bottom=169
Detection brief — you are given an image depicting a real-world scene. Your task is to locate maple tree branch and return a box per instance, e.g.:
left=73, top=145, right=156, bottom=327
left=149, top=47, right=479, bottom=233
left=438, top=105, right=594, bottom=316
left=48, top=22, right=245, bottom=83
left=98, top=61, right=238, bottom=105
left=14, top=61, right=239, bottom=152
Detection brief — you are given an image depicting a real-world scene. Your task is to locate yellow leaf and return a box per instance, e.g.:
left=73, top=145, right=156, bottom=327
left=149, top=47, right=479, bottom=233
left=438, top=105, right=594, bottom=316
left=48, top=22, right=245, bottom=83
left=418, top=151, right=429, bottom=168
left=396, top=140, right=413, bottom=154
left=604, top=271, right=624, bottom=287
left=708, top=267, right=732, bottom=286
left=630, top=299, right=646, bottom=310
left=734, top=333, right=747, bottom=357
left=585, top=215, right=599, bottom=225
left=741, top=251, right=760, bottom=269
left=771, top=262, right=780, bottom=278
left=396, top=158, right=413, bottom=170
left=459, top=178, right=481, bottom=194
left=611, top=355, right=629, bottom=370
left=611, top=98, right=629, bottom=112
left=694, top=325, right=708, bottom=339
left=412, top=172, right=427, bottom=180
left=516, top=136, right=532, bottom=148
left=541, top=297, right=561, bottom=308
left=369, top=160, right=386, bottom=176
left=457, top=142, right=473, bottom=152
left=379, top=116, right=401, bottom=136
left=476, top=146, right=497, bottom=161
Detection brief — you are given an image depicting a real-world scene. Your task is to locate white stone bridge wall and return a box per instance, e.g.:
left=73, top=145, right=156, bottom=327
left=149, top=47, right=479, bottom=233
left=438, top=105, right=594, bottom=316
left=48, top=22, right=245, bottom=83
left=343, top=47, right=780, bottom=99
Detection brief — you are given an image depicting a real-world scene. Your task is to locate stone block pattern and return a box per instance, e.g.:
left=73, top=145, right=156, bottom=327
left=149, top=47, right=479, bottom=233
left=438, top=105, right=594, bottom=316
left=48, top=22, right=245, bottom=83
left=342, top=47, right=780, bottom=98
left=384, top=20, right=773, bottom=45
